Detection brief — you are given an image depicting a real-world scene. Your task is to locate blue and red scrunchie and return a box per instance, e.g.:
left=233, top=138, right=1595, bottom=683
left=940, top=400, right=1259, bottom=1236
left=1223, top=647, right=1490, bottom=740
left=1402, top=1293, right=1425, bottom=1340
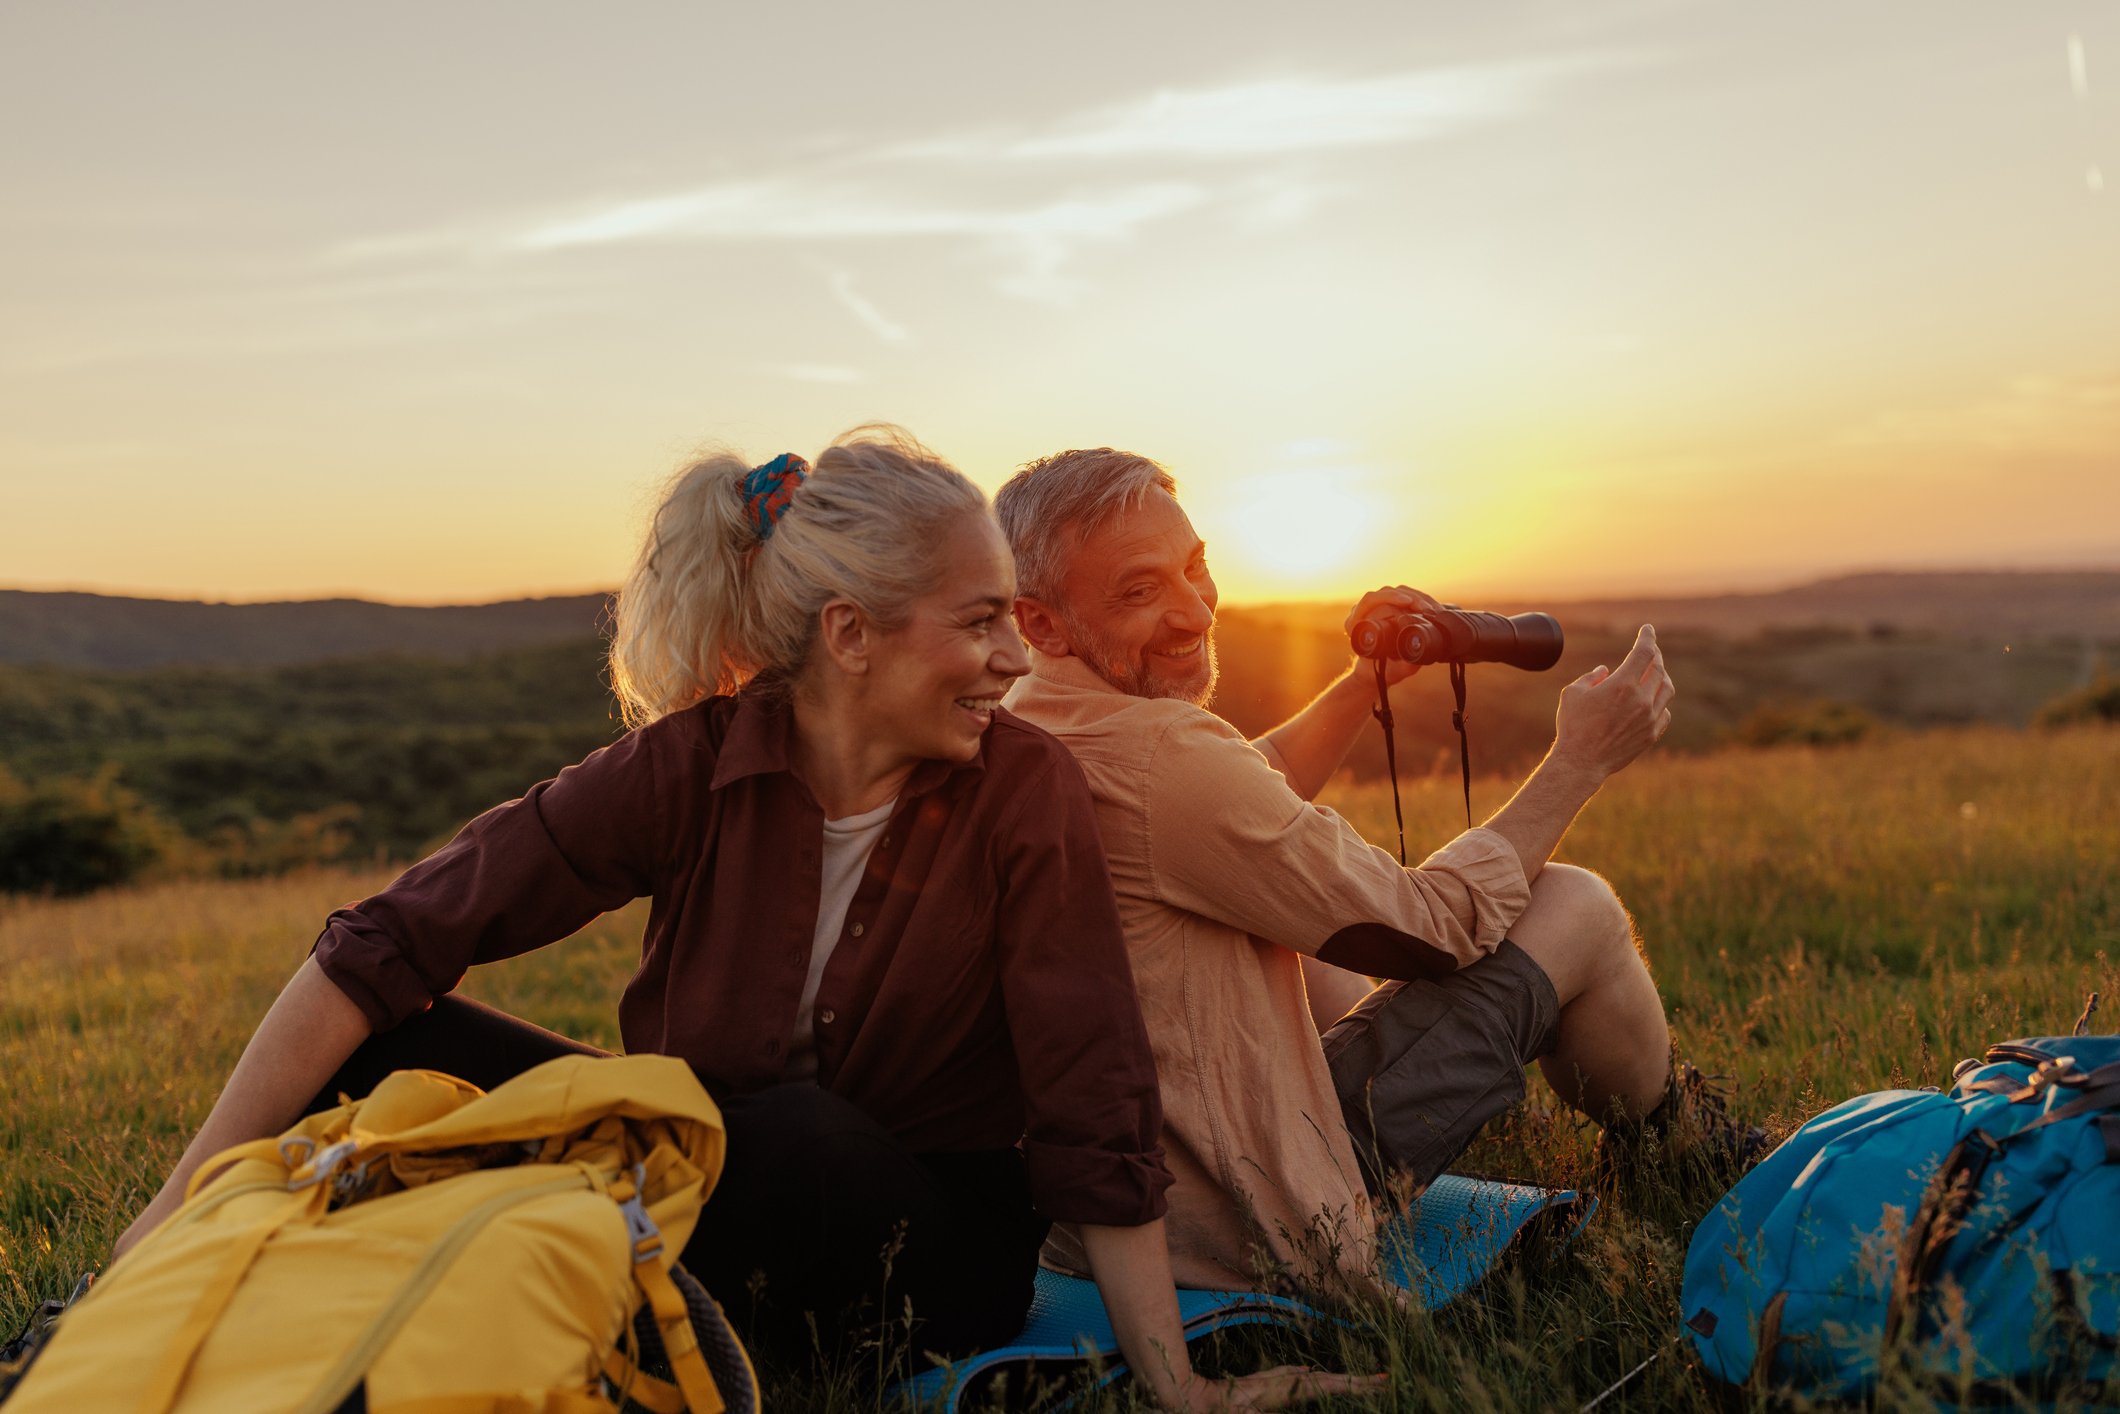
left=741, top=453, right=809, bottom=542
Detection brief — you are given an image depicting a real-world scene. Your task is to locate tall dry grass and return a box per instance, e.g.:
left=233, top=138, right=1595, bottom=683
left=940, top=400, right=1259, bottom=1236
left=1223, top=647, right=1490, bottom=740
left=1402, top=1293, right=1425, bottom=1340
left=1321, top=725, right=2118, bottom=1130
left=1, top=725, right=2114, bottom=1410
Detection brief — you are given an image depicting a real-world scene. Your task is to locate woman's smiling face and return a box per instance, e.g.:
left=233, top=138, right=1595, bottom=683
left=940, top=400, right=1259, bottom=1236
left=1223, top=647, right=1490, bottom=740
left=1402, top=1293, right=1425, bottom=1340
left=861, top=512, right=1031, bottom=763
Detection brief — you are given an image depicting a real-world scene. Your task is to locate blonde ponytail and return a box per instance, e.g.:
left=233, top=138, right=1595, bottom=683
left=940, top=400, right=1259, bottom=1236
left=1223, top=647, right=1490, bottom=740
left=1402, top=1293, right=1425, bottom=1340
left=609, top=425, right=988, bottom=728
left=609, top=452, right=759, bottom=727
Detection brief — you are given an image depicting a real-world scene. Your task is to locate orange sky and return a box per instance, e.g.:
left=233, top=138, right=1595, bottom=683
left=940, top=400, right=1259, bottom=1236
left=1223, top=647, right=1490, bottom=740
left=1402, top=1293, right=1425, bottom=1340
left=2, top=2, right=2114, bottom=607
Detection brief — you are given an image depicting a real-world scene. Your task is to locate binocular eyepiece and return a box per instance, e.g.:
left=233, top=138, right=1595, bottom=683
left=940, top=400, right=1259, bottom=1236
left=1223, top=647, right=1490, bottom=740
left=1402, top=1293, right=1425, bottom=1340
left=1348, top=607, right=1565, bottom=671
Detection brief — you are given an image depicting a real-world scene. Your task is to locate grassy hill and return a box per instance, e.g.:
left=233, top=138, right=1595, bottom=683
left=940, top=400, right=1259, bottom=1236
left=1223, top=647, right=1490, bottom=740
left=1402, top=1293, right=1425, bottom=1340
left=1, top=571, right=2113, bottom=893
left=1506, top=569, right=2120, bottom=641
left=5, top=570, right=2113, bottom=671
left=1210, top=613, right=2097, bottom=783
left=0, top=641, right=622, bottom=875
left=0, top=590, right=609, bottom=669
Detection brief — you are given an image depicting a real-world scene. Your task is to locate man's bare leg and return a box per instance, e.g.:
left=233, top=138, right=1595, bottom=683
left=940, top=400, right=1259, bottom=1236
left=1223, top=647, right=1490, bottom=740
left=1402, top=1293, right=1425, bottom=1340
left=1301, top=864, right=1667, bottom=1122
left=1505, top=863, right=1670, bottom=1124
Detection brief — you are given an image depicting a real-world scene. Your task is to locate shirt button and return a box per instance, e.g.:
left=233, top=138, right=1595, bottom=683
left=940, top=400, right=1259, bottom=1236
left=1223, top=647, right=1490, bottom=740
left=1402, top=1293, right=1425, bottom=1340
left=850, top=922, right=865, bottom=937
left=766, top=1038, right=780, bottom=1056
left=880, top=836, right=891, bottom=849
left=790, top=950, right=805, bottom=969
left=819, top=1009, right=835, bottom=1025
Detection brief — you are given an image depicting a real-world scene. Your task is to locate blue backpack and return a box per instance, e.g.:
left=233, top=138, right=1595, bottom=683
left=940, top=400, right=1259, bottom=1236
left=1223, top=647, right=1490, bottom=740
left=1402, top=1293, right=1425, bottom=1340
left=1681, top=1033, right=2120, bottom=1404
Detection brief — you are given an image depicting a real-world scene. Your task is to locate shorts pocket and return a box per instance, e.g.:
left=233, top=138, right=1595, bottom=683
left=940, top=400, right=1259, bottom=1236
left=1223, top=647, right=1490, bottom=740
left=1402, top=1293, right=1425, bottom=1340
left=1324, top=980, right=1527, bottom=1195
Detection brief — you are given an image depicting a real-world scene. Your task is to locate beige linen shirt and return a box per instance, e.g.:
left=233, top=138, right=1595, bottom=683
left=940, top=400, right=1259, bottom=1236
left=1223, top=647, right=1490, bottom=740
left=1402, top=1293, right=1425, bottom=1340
left=1005, top=651, right=1532, bottom=1292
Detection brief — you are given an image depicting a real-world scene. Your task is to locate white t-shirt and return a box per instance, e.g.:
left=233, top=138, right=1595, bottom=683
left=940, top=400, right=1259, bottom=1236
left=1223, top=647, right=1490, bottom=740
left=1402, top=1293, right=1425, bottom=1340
left=782, top=796, right=896, bottom=1083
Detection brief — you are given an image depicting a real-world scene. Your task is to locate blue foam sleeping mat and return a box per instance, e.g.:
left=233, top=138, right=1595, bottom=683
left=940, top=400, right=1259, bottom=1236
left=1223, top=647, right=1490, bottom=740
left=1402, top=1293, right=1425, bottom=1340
left=893, top=1174, right=1593, bottom=1410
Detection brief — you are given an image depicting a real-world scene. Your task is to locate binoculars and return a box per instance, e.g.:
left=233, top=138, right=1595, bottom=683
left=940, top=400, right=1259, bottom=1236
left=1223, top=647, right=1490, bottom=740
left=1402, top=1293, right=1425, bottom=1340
left=1348, top=607, right=1564, bottom=672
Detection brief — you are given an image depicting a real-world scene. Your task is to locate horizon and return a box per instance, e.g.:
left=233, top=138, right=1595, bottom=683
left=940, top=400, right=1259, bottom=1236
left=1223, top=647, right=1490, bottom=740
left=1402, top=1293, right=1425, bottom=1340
left=8, top=559, right=2120, bottom=612
left=4, top=2, right=2116, bottom=606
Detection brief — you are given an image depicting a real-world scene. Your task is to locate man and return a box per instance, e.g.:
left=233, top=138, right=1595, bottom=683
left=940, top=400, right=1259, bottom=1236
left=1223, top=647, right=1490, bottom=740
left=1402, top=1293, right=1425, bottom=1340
left=995, top=448, right=1763, bottom=1296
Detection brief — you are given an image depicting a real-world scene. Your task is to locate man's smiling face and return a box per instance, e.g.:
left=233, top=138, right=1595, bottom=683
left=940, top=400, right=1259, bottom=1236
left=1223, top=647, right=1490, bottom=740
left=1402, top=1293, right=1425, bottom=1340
left=1047, top=486, right=1220, bottom=705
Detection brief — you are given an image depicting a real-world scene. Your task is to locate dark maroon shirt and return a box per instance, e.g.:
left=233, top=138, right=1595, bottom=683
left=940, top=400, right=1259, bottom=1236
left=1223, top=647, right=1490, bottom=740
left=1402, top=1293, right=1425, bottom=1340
left=313, top=690, right=1171, bottom=1226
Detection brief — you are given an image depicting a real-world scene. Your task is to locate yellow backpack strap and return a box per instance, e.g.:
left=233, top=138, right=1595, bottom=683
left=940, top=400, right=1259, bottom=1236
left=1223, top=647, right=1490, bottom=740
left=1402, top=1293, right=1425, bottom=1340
left=367, top=1392, right=618, bottom=1413
left=597, top=1352, right=686, bottom=1414
left=614, top=1165, right=725, bottom=1414
left=182, top=1138, right=290, bottom=1201
left=136, top=1184, right=329, bottom=1414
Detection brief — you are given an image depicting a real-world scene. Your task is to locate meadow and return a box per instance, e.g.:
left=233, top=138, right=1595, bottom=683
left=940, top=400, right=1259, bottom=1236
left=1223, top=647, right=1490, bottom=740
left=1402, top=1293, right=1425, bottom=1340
left=1, top=724, right=2114, bottom=1411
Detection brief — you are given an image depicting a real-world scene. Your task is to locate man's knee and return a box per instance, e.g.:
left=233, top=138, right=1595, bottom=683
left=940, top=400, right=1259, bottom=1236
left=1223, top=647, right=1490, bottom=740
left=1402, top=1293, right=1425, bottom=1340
left=1512, top=864, right=1641, bottom=1001
left=1523, top=864, right=1631, bottom=946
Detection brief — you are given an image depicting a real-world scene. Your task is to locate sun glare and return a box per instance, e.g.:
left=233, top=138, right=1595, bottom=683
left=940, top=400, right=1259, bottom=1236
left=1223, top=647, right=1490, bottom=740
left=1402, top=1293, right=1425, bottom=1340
left=1223, top=469, right=1381, bottom=582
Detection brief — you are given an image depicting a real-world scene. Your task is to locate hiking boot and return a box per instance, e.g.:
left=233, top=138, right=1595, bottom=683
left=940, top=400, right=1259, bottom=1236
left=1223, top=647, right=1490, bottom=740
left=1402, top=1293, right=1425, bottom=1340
left=1593, top=1063, right=1771, bottom=1194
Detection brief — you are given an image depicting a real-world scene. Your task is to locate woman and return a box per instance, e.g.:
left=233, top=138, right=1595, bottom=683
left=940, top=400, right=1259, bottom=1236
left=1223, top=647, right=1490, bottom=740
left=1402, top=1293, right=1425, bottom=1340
left=115, top=427, right=1373, bottom=1410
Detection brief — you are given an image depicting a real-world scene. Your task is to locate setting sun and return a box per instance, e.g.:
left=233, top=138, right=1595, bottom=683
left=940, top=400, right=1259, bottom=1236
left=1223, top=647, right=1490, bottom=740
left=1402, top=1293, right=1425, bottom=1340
left=1221, top=465, right=1384, bottom=581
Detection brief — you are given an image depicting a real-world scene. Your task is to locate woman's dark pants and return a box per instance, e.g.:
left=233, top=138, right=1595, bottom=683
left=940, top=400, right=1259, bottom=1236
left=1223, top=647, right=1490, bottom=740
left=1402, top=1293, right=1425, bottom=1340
left=309, top=996, right=1050, bottom=1366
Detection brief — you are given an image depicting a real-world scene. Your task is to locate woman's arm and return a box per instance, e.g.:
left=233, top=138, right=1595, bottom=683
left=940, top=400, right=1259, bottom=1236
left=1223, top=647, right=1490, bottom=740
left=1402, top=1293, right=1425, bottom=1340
left=113, top=957, right=371, bottom=1258
left=1081, top=1223, right=1385, bottom=1412
left=115, top=723, right=675, bottom=1260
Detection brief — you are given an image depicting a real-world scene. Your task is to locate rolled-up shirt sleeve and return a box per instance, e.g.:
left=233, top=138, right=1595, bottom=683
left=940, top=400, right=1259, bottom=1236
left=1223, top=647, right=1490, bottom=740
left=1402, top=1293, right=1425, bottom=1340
left=314, top=726, right=663, bottom=1031
left=1142, top=711, right=1531, bottom=980
left=992, top=750, right=1173, bottom=1226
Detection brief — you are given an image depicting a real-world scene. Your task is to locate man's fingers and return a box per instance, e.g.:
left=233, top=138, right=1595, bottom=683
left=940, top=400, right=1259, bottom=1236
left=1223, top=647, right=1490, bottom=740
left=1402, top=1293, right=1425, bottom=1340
left=1343, top=585, right=1448, bottom=635
left=1654, top=706, right=1673, bottom=741
left=1343, top=586, right=1424, bottom=633
left=1615, top=625, right=1658, bottom=682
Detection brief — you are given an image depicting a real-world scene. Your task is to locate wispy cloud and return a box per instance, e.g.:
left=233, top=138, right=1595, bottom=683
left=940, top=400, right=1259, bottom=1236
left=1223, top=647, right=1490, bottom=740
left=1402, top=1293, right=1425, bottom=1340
left=334, top=58, right=1612, bottom=306
left=515, top=180, right=1207, bottom=251
left=827, top=270, right=914, bottom=346
left=893, top=63, right=1593, bottom=162
left=513, top=180, right=1209, bottom=304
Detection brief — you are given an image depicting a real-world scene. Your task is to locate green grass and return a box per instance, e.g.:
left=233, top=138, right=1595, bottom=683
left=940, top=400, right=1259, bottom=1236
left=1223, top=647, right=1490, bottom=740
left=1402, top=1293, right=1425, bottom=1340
left=2, top=725, right=2116, bottom=1410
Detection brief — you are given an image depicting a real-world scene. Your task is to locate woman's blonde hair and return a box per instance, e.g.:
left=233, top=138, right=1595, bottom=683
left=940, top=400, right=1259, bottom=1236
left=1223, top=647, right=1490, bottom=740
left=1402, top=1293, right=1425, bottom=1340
left=609, top=424, right=988, bottom=727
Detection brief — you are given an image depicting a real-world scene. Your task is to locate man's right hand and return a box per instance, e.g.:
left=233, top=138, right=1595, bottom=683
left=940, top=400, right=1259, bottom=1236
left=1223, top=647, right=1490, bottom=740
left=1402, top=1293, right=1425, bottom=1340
left=1553, top=624, right=1675, bottom=784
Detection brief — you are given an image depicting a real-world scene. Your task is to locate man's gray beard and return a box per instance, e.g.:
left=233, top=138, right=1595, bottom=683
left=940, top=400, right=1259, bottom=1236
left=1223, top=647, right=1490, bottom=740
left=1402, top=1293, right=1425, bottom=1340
left=1062, top=613, right=1220, bottom=707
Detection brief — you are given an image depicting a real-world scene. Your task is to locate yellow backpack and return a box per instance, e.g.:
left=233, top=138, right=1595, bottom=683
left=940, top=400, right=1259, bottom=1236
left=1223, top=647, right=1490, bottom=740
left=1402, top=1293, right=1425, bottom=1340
left=6, top=1053, right=759, bottom=1414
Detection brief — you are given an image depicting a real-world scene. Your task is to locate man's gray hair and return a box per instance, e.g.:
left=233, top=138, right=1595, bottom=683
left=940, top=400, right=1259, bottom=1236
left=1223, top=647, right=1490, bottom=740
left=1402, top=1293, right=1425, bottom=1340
left=994, top=448, right=1178, bottom=604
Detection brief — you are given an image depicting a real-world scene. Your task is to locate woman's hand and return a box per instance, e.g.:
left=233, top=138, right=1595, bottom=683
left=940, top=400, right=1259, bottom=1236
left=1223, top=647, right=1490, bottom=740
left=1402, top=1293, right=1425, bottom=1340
left=1170, top=1365, right=1389, bottom=1411
left=1078, top=1221, right=1385, bottom=1412
left=112, top=957, right=371, bottom=1260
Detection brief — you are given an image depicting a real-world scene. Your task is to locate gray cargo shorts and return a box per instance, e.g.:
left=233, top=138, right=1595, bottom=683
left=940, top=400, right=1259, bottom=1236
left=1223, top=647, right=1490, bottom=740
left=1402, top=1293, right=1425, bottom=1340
left=1319, top=938, right=1561, bottom=1197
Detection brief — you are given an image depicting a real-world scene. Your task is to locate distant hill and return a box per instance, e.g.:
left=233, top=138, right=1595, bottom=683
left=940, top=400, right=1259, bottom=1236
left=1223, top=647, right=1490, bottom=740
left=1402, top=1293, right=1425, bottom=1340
left=4, top=570, right=2114, bottom=672
left=5, top=570, right=2114, bottom=891
left=0, top=590, right=612, bottom=669
left=1212, top=570, right=2118, bottom=782
left=1511, top=571, right=2120, bottom=642
left=1247, top=571, right=2120, bottom=645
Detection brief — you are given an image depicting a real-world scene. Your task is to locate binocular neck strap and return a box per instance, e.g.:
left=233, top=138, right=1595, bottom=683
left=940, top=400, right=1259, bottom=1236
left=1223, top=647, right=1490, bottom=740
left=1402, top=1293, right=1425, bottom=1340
left=1449, top=662, right=1472, bottom=831
left=1370, top=658, right=1477, bottom=871
left=1370, top=656, right=1406, bottom=865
